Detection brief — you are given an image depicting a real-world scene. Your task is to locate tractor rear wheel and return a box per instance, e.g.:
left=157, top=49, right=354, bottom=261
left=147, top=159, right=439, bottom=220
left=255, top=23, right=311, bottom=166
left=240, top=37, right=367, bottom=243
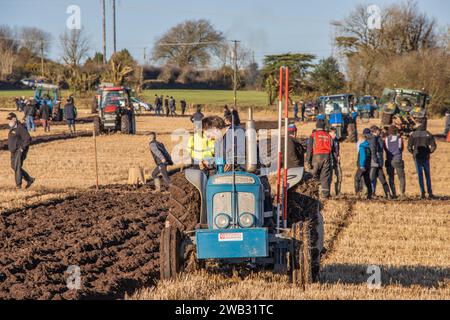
left=167, top=172, right=201, bottom=231
left=94, top=116, right=102, bottom=135
left=289, top=221, right=313, bottom=286
left=287, top=176, right=323, bottom=283
left=121, top=114, right=131, bottom=134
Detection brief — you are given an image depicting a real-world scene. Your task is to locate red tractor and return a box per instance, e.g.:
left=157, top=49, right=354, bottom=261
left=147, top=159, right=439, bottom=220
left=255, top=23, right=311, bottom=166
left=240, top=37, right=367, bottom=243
left=93, top=85, right=136, bottom=135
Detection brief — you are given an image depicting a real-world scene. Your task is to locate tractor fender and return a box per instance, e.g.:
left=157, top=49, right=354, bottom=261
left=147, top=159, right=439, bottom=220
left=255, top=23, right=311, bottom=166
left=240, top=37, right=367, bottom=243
left=287, top=167, right=304, bottom=190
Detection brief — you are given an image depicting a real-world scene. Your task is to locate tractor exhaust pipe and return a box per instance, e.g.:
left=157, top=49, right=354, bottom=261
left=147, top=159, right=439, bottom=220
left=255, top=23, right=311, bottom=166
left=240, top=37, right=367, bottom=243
left=245, top=107, right=257, bottom=173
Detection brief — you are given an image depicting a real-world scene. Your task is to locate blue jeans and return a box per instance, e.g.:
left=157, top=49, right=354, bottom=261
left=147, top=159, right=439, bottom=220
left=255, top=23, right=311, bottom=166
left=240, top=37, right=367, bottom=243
left=25, top=115, right=35, bottom=131
left=414, top=158, right=432, bottom=195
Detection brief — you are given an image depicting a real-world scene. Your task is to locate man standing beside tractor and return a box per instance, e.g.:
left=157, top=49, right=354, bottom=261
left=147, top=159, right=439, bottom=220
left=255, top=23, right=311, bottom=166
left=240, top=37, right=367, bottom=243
left=39, top=101, right=51, bottom=133
left=7, top=113, right=35, bottom=189
left=23, top=100, right=36, bottom=132
left=64, top=97, right=77, bottom=134
left=306, top=120, right=333, bottom=199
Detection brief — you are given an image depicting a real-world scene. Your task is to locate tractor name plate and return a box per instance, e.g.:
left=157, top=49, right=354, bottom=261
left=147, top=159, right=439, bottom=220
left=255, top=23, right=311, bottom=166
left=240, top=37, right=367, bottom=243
left=218, top=232, right=243, bottom=242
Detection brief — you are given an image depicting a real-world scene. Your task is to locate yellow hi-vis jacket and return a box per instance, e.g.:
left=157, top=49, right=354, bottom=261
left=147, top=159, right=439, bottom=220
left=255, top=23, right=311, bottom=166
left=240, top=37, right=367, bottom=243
left=187, top=132, right=215, bottom=163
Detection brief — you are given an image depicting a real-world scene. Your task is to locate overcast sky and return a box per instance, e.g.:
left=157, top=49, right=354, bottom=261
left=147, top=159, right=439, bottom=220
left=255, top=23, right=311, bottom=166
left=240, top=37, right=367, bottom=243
left=2, top=0, right=449, bottom=66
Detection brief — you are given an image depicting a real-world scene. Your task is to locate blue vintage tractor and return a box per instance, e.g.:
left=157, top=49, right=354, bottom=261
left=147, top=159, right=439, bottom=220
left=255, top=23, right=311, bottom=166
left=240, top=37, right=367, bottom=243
left=356, top=96, right=379, bottom=123
left=160, top=110, right=324, bottom=285
left=317, top=94, right=357, bottom=142
left=21, top=79, right=63, bottom=121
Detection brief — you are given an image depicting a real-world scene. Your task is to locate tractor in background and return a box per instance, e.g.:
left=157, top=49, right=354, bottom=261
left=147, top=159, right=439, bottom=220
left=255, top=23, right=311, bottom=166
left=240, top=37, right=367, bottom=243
left=160, top=109, right=324, bottom=286
left=356, top=95, right=379, bottom=122
left=380, top=88, right=429, bottom=135
left=93, top=84, right=136, bottom=135
left=317, top=94, right=357, bottom=142
left=20, top=79, right=63, bottom=121
left=303, top=101, right=319, bottom=122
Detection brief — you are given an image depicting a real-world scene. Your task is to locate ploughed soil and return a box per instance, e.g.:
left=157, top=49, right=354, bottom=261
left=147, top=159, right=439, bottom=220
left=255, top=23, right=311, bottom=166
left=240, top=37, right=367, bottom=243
left=0, top=165, right=314, bottom=300
left=0, top=178, right=186, bottom=300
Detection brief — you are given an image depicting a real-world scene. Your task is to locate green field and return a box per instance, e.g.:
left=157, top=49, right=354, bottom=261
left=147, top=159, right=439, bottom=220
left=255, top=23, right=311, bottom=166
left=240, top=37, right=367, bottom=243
left=0, top=89, right=270, bottom=109
left=140, top=90, right=269, bottom=108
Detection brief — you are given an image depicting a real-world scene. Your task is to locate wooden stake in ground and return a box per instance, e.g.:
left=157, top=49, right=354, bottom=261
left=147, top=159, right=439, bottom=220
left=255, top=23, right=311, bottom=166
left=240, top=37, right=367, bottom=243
left=93, top=124, right=99, bottom=190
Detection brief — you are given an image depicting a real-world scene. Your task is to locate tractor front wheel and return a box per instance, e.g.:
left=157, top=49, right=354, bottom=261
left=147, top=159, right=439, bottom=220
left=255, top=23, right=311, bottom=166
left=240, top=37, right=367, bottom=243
left=159, top=222, right=200, bottom=280
left=160, top=224, right=183, bottom=280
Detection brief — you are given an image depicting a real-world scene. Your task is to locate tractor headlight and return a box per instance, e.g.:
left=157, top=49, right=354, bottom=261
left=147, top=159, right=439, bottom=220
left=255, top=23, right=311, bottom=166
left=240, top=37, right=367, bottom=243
left=215, top=214, right=231, bottom=229
left=238, top=213, right=255, bottom=228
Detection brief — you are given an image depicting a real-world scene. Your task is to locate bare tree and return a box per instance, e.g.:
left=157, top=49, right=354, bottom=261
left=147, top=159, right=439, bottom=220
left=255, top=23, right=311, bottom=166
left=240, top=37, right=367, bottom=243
left=0, top=25, right=18, bottom=79
left=60, top=28, right=90, bottom=91
left=20, top=27, right=52, bottom=56
left=332, top=0, right=439, bottom=94
left=152, top=19, right=224, bottom=68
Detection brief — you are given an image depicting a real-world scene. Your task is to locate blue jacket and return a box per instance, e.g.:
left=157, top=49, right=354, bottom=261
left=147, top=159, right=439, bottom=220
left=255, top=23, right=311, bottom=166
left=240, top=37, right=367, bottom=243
left=357, top=140, right=371, bottom=169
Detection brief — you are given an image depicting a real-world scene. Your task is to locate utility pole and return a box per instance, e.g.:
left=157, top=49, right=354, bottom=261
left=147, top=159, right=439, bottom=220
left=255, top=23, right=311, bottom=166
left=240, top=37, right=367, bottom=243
left=102, top=0, right=107, bottom=64
left=143, top=47, right=147, bottom=64
left=40, top=40, right=44, bottom=77
left=112, top=0, right=117, bottom=54
left=231, top=40, right=240, bottom=107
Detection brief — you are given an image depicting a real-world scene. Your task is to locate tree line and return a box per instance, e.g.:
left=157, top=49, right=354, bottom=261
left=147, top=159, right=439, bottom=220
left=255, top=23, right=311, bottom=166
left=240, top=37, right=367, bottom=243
left=0, top=1, right=448, bottom=114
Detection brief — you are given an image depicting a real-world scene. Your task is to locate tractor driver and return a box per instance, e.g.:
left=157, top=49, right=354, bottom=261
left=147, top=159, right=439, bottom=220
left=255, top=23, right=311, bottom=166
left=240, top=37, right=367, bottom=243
left=187, top=116, right=225, bottom=173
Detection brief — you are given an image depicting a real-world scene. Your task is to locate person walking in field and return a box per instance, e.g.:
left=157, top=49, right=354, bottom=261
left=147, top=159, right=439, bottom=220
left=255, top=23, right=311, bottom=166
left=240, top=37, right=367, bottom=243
left=355, top=129, right=372, bottom=200
left=329, top=127, right=342, bottom=197
left=384, top=125, right=406, bottom=199
left=149, top=132, right=173, bottom=192
left=7, top=113, right=35, bottom=189
left=39, top=100, right=51, bottom=132
left=63, top=97, right=77, bottom=134
left=408, top=123, right=437, bottom=199
left=23, top=100, right=36, bottom=132
left=306, top=120, right=333, bottom=199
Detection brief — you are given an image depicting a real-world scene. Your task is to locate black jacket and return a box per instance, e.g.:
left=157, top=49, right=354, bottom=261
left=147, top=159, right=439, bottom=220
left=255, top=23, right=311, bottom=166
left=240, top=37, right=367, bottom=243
left=408, top=129, right=436, bottom=161
left=64, top=103, right=77, bottom=120
left=286, top=136, right=305, bottom=168
left=149, top=140, right=173, bottom=165
left=367, top=133, right=384, bottom=168
left=8, top=122, right=31, bottom=153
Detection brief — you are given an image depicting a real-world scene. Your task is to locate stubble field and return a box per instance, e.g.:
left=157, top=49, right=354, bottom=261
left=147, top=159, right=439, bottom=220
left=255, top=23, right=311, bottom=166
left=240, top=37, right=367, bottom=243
left=0, top=109, right=448, bottom=299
